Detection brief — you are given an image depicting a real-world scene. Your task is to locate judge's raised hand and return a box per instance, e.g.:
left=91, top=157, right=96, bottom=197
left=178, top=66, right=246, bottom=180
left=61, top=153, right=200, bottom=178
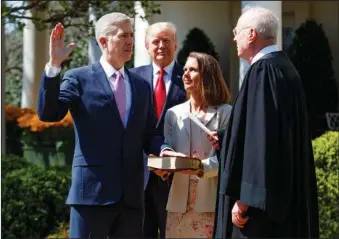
left=232, top=200, right=249, bottom=228
left=49, top=23, right=76, bottom=67
left=206, top=131, right=219, bottom=150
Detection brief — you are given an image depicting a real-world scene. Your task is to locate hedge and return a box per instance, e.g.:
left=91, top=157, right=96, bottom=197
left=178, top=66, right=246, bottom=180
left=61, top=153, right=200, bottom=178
left=1, top=155, right=71, bottom=238
left=313, top=131, right=339, bottom=239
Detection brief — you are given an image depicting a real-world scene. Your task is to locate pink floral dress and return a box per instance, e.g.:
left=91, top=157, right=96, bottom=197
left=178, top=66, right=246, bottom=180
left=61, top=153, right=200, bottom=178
left=165, top=112, right=215, bottom=238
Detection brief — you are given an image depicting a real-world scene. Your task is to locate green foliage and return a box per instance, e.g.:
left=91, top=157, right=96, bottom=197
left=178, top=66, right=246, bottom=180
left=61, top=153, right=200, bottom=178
left=287, top=20, right=338, bottom=139
left=5, top=121, right=23, bottom=156
left=2, top=1, right=161, bottom=31
left=312, top=131, right=339, bottom=239
left=47, top=222, right=69, bottom=239
left=177, top=27, right=219, bottom=66
left=1, top=154, right=71, bottom=238
left=4, top=30, right=23, bottom=106
left=2, top=1, right=160, bottom=105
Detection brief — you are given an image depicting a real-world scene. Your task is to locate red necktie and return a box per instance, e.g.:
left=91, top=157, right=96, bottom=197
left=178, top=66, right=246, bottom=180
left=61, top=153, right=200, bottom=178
left=154, top=69, right=166, bottom=119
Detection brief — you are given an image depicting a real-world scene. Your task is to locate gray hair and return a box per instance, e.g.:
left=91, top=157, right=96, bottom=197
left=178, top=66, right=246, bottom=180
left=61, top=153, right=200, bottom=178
left=237, top=6, right=279, bottom=39
left=95, top=12, right=133, bottom=50
left=145, top=22, right=177, bottom=42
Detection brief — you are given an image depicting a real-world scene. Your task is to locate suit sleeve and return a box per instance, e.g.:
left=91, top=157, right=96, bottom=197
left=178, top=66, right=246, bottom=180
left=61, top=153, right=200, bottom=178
left=160, top=110, right=175, bottom=152
left=143, top=84, right=163, bottom=156
left=37, top=71, right=80, bottom=122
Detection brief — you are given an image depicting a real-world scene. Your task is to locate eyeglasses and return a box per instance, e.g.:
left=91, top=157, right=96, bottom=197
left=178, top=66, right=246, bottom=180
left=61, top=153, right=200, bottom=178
left=233, top=26, right=252, bottom=37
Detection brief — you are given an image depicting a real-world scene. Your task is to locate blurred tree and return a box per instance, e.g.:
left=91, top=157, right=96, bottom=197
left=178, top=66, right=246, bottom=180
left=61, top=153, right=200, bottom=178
left=177, top=27, right=219, bottom=65
left=286, top=19, right=338, bottom=139
left=2, top=1, right=160, bottom=31
left=2, top=0, right=161, bottom=105
left=4, top=30, right=23, bottom=106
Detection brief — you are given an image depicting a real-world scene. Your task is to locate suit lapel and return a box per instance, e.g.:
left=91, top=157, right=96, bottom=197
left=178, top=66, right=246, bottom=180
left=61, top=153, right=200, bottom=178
left=181, top=103, right=217, bottom=137
left=125, top=69, right=137, bottom=128
left=203, top=106, right=217, bottom=126
left=181, top=101, right=191, bottom=138
left=143, top=66, right=154, bottom=91
left=157, top=63, right=184, bottom=126
left=93, top=63, right=123, bottom=127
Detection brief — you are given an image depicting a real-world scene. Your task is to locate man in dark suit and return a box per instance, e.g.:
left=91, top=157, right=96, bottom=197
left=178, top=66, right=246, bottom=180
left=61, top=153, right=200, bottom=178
left=37, top=12, right=162, bottom=238
left=130, top=22, right=186, bottom=238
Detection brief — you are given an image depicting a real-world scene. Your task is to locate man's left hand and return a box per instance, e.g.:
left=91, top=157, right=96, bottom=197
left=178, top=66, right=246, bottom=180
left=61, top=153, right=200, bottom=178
left=232, top=200, right=249, bottom=228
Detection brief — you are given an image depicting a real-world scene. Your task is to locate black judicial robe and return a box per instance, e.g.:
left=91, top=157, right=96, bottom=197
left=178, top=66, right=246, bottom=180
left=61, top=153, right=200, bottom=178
left=213, top=51, right=319, bottom=238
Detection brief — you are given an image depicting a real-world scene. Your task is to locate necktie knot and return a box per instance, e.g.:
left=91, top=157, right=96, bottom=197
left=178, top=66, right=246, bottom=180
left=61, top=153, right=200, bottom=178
left=114, top=71, right=123, bottom=80
left=158, top=69, right=165, bottom=77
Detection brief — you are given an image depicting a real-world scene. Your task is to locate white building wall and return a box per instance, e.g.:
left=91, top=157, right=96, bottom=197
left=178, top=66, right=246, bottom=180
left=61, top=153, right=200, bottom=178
left=148, top=1, right=233, bottom=83
left=134, top=1, right=151, bottom=67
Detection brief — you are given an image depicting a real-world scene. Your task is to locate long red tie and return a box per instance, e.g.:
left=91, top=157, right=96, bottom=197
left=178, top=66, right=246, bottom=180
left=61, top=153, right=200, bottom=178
left=154, top=69, right=166, bottom=119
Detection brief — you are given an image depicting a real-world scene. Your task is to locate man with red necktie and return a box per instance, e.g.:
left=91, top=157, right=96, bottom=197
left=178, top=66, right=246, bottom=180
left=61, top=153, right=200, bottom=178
left=130, top=22, right=186, bottom=239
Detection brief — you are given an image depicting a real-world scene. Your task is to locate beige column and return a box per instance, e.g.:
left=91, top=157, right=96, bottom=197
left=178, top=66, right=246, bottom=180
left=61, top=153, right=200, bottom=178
left=238, top=1, right=282, bottom=89
left=133, top=1, right=151, bottom=67
left=21, top=10, right=49, bottom=109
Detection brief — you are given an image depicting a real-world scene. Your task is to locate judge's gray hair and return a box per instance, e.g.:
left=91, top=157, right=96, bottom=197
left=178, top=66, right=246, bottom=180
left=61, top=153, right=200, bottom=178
left=95, top=12, right=133, bottom=51
left=145, top=22, right=177, bottom=42
left=238, top=6, right=279, bottom=39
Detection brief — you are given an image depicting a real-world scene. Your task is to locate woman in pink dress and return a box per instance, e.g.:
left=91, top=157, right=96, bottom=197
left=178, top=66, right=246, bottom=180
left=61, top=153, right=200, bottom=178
left=153, top=52, right=232, bottom=238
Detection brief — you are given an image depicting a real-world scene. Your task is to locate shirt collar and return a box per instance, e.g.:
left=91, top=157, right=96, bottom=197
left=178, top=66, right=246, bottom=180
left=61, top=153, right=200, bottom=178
left=100, top=56, right=125, bottom=79
left=251, top=45, right=280, bottom=65
left=152, top=59, right=175, bottom=75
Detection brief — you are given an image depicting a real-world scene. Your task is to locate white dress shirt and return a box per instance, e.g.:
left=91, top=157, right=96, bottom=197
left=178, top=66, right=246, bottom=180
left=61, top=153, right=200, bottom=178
left=44, top=57, right=132, bottom=127
left=152, top=60, right=175, bottom=95
left=251, top=45, right=280, bottom=65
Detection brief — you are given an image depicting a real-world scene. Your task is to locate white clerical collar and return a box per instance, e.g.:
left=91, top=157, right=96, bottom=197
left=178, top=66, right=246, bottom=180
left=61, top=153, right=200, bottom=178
left=100, top=56, right=125, bottom=79
left=152, top=60, right=175, bottom=75
left=251, top=45, right=280, bottom=65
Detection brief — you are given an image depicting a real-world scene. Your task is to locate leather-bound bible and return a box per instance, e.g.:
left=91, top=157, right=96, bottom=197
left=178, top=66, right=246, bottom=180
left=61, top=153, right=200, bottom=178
left=147, top=156, right=202, bottom=170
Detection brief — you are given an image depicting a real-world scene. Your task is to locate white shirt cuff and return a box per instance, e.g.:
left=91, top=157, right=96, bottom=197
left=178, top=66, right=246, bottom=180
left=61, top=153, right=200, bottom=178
left=45, top=63, right=61, bottom=78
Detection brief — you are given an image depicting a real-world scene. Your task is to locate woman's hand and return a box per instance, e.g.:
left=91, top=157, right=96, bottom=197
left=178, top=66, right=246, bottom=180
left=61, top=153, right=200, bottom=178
left=160, top=150, right=188, bottom=158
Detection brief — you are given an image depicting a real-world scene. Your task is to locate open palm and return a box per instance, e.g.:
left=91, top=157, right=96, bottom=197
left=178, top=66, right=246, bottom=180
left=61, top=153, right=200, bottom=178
left=49, top=23, right=76, bottom=67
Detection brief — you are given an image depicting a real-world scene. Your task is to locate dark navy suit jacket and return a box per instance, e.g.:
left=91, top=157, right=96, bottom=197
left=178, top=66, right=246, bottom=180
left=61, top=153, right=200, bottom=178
left=37, top=62, right=162, bottom=210
left=130, top=62, right=186, bottom=186
left=130, top=62, right=186, bottom=135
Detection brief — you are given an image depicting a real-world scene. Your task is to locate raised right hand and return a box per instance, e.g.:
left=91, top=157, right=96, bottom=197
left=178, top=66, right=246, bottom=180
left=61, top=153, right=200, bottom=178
left=49, top=23, right=76, bottom=67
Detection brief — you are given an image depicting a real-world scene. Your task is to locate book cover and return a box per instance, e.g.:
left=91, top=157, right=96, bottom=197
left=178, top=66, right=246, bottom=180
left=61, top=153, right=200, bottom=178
left=147, top=156, right=202, bottom=170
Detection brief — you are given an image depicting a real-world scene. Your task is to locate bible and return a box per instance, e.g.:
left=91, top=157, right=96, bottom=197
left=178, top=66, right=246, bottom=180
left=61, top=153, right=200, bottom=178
left=147, top=156, right=202, bottom=170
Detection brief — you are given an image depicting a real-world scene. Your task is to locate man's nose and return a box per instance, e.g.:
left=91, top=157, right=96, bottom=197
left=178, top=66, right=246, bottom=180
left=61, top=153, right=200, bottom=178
left=159, top=40, right=165, bottom=48
left=127, top=36, right=134, bottom=44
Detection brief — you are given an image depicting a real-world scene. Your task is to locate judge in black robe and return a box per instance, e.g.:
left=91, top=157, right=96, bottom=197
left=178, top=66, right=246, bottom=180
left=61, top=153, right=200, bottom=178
left=212, top=7, right=319, bottom=239
left=214, top=50, right=319, bottom=238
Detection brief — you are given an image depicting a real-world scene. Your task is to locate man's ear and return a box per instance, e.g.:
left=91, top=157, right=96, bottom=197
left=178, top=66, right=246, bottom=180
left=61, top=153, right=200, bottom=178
left=145, top=40, right=149, bottom=51
left=99, top=37, right=106, bottom=49
left=248, top=28, right=257, bottom=43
